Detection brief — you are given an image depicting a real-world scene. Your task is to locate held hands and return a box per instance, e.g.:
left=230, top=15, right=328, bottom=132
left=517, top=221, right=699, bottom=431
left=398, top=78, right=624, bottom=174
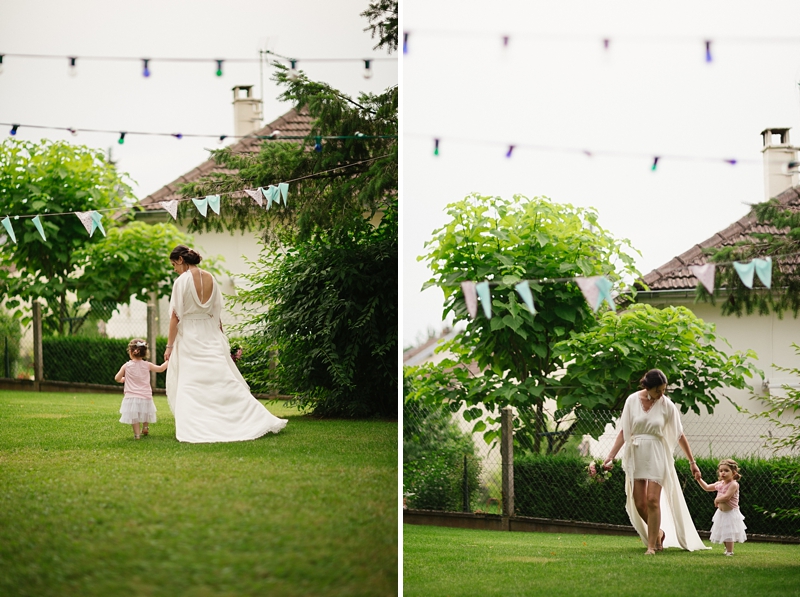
left=691, top=462, right=702, bottom=481
left=164, top=346, right=173, bottom=361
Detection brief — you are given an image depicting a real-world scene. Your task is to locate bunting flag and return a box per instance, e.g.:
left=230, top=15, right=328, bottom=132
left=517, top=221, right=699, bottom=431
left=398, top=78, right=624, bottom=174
left=264, top=185, right=280, bottom=209
left=461, top=281, right=478, bottom=319
left=192, top=197, right=209, bottom=217
left=515, top=280, right=537, bottom=315
left=1, top=216, right=17, bottom=244
left=244, top=188, right=264, bottom=207
left=278, top=182, right=289, bottom=205
left=90, top=211, right=106, bottom=237
left=31, top=215, right=46, bottom=241
left=207, top=195, right=221, bottom=215
left=475, top=281, right=492, bottom=319
left=689, top=263, right=716, bottom=294
left=754, top=257, right=772, bottom=289
left=733, top=260, right=755, bottom=289
left=76, top=211, right=95, bottom=236
left=576, top=276, right=614, bottom=312
left=159, top=200, right=178, bottom=220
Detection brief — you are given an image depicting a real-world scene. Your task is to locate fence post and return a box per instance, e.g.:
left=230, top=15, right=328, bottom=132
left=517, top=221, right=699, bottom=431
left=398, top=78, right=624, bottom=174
left=501, top=406, right=514, bottom=520
left=32, top=301, right=43, bottom=391
left=147, top=291, right=158, bottom=391
left=462, top=454, right=470, bottom=512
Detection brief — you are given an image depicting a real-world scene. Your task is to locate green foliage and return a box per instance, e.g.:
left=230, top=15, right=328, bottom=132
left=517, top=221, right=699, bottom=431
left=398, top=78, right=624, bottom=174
left=418, top=193, right=641, bottom=452
left=72, top=222, right=212, bottom=305
left=0, top=309, right=22, bottom=378
left=0, top=139, right=133, bottom=334
left=554, top=304, right=761, bottom=415
left=230, top=211, right=397, bottom=418
left=43, top=336, right=168, bottom=388
left=361, top=0, right=398, bottom=53
left=177, top=68, right=397, bottom=244
left=700, top=197, right=800, bottom=317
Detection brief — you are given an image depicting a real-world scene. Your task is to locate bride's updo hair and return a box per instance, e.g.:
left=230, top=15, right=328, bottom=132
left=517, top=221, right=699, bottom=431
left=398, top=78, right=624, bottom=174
left=639, top=369, right=668, bottom=389
left=170, top=245, right=202, bottom=265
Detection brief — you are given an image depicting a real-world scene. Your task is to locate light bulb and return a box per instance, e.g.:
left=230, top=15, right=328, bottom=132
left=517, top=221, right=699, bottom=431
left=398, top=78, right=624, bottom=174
left=363, top=60, right=373, bottom=79
left=142, top=59, right=151, bottom=78
left=10, top=124, right=19, bottom=136
left=218, top=135, right=227, bottom=144
left=288, top=60, right=299, bottom=81
left=216, top=59, right=223, bottom=77
left=68, top=128, right=78, bottom=136
left=0, top=54, right=4, bottom=75
left=68, top=57, right=77, bottom=77
left=118, top=132, right=126, bottom=145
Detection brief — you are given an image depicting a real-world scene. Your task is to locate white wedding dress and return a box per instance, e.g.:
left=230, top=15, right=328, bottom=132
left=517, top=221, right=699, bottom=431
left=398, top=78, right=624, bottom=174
left=165, top=270, right=288, bottom=443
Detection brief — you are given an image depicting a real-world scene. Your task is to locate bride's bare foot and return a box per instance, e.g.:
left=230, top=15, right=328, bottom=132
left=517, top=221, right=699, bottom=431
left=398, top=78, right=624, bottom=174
left=644, top=548, right=656, bottom=555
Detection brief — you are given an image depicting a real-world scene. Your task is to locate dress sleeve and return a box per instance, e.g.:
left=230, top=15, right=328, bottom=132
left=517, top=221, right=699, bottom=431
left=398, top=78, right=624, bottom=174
left=662, top=396, right=684, bottom=452
left=169, top=274, right=185, bottom=320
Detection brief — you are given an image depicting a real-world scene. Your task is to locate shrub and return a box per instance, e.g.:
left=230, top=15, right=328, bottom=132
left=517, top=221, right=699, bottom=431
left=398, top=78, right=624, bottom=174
left=0, top=308, right=22, bottom=378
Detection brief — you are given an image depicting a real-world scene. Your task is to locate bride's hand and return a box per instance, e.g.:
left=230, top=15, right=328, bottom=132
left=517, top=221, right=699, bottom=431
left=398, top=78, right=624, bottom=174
left=602, top=458, right=614, bottom=470
left=164, top=346, right=173, bottom=361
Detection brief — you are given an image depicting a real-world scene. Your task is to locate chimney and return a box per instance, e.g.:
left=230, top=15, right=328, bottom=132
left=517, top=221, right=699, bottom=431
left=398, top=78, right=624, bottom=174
left=761, top=127, right=798, bottom=199
left=232, top=85, right=263, bottom=138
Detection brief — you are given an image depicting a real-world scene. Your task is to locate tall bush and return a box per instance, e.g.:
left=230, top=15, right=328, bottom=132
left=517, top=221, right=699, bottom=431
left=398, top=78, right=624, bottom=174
left=0, top=309, right=22, bottom=378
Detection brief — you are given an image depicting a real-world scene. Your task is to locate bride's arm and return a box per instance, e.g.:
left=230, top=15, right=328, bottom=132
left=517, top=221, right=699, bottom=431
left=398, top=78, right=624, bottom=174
left=164, top=311, right=179, bottom=360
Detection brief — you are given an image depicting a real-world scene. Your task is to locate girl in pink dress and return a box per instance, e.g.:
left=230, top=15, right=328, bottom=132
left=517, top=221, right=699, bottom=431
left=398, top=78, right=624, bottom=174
left=114, top=339, right=168, bottom=440
left=696, top=459, right=747, bottom=555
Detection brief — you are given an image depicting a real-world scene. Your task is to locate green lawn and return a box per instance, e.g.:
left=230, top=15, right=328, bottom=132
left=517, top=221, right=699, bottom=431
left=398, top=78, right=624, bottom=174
left=0, top=391, right=397, bottom=597
left=404, top=524, right=800, bottom=597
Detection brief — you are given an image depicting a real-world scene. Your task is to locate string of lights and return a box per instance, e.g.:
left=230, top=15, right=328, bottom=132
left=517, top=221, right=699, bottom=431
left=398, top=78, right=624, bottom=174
left=2, top=122, right=396, bottom=145
left=408, top=133, right=760, bottom=168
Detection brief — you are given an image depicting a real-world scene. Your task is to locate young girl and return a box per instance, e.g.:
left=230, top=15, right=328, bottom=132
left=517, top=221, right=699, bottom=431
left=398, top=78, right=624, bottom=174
left=696, top=458, right=747, bottom=555
left=114, top=339, right=168, bottom=439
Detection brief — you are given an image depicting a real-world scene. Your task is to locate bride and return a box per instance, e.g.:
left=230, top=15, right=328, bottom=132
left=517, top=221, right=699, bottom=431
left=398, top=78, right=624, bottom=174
left=164, top=245, right=287, bottom=443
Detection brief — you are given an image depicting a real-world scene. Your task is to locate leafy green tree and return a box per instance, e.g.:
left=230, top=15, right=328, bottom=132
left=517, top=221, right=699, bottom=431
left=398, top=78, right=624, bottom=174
left=230, top=209, right=397, bottom=418
left=361, top=0, right=398, bottom=53
left=415, top=194, right=760, bottom=454
left=72, top=221, right=224, bottom=308
left=0, top=139, right=132, bottom=334
left=699, top=197, right=800, bottom=317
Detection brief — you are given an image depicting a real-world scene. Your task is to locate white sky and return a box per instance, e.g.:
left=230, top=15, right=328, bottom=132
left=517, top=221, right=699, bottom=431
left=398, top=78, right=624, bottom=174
left=0, top=0, right=397, bottom=199
left=402, top=0, right=800, bottom=347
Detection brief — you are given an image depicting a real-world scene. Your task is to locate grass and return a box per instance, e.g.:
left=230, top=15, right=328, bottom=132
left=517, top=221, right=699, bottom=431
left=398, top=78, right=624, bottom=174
left=0, top=391, right=397, bottom=597
left=404, top=524, right=800, bottom=597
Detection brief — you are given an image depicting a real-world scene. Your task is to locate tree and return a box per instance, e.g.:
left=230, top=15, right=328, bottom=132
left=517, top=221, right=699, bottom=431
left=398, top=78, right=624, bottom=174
left=0, top=139, right=132, bottom=334
left=361, top=0, right=398, bottom=53
left=230, top=209, right=396, bottom=418
left=414, top=194, right=760, bottom=454
left=700, top=196, right=800, bottom=317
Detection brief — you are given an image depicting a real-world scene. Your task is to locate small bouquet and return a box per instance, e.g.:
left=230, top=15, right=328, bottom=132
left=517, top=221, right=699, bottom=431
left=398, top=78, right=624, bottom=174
left=230, top=345, right=243, bottom=363
left=587, top=458, right=612, bottom=484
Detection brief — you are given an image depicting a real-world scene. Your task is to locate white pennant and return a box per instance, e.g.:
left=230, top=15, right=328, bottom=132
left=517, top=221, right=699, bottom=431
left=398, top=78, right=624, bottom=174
left=461, top=281, right=478, bottom=319
left=689, top=263, right=716, bottom=294
left=160, top=200, right=178, bottom=220
left=244, top=189, right=263, bottom=207
left=76, top=211, right=94, bottom=236
left=575, top=277, right=602, bottom=312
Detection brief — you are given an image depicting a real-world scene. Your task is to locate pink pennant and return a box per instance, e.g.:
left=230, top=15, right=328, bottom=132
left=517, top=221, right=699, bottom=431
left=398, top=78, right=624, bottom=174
left=575, top=276, right=602, bottom=311
left=461, top=281, right=478, bottom=319
left=75, top=211, right=94, bottom=236
left=244, top=188, right=263, bottom=207
left=689, top=263, right=716, bottom=294
left=159, top=200, right=178, bottom=220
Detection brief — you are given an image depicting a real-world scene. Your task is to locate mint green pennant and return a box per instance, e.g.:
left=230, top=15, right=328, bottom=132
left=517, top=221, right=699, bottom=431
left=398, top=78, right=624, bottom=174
left=475, top=281, right=492, bottom=319
left=207, top=195, right=221, bottom=215
left=278, top=182, right=289, bottom=205
left=192, top=197, right=209, bottom=217
left=514, top=280, right=537, bottom=315
left=90, top=211, right=106, bottom=237
left=733, top=261, right=755, bottom=289
left=1, top=216, right=16, bottom=244
left=754, top=257, right=772, bottom=289
left=31, top=215, right=46, bottom=242
left=595, top=276, right=615, bottom=312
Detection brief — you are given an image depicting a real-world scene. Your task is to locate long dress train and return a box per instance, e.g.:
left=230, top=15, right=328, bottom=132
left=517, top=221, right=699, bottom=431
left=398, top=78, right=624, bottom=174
left=165, top=270, right=287, bottom=443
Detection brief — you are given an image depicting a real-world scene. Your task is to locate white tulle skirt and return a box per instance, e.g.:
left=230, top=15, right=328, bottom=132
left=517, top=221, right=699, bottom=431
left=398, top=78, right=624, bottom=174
left=119, top=395, right=157, bottom=424
left=709, top=508, right=747, bottom=544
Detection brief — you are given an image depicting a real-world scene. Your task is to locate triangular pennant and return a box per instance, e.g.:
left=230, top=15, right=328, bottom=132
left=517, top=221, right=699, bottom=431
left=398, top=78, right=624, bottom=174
left=575, top=276, right=602, bottom=312
left=278, top=182, right=289, bottom=205
left=733, top=261, right=755, bottom=289
left=754, top=257, right=772, bottom=289
left=514, top=280, right=537, bottom=315
left=192, top=197, right=208, bottom=217
left=461, top=281, right=478, bottom=319
left=159, top=200, right=178, bottom=220
left=244, top=189, right=263, bottom=207
left=475, top=281, right=492, bottom=319
left=595, top=276, right=616, bottom=312
left=257, top=188, right=268, bottom=208
left=207, top=195, right=221, bottom=215
left=75, top=211, right=94, bottom=236
left=2, top=216, right=17, bottom=244
left=31, top=215, right=46, bottom=242
left=90, top=211, right=106, bottom=237
left=689, top=263, right=716, bottom=294
left=265, top=185, right=280, bottom=209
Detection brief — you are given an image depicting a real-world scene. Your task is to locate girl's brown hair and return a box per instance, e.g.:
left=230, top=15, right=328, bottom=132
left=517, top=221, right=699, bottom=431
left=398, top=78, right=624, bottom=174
left=127, top=338, right=148, bottom=360
left=718, top=458, right=742, bottom=481
left=639, top=369, right=668, bottom=389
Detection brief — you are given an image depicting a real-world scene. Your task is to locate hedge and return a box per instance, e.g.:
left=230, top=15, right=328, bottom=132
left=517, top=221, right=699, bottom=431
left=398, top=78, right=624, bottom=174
left=43, top=336, right=168, bottom=388
left=515, top=454, right=800, bottom=537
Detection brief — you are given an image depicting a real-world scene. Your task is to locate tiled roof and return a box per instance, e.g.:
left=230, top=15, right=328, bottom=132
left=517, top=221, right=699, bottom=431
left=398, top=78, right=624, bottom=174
left=640, top=186, right=800, bottom=291
left=137, top=106, right=312, bottom=211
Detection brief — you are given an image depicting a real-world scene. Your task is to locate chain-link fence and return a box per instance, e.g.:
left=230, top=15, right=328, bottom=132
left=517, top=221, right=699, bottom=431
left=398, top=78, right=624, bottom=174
left=404, top=401, right=800, bottom=537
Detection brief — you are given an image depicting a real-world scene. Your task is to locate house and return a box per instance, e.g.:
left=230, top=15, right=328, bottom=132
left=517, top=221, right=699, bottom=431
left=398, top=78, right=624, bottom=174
left=106, top=87, right=313, bottom=338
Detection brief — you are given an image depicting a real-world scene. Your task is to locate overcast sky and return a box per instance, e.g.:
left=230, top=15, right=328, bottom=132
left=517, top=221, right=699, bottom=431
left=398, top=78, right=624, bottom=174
left=403, top=0, right=800, bottom=347
left=0, top=0, right=396, bottom=200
